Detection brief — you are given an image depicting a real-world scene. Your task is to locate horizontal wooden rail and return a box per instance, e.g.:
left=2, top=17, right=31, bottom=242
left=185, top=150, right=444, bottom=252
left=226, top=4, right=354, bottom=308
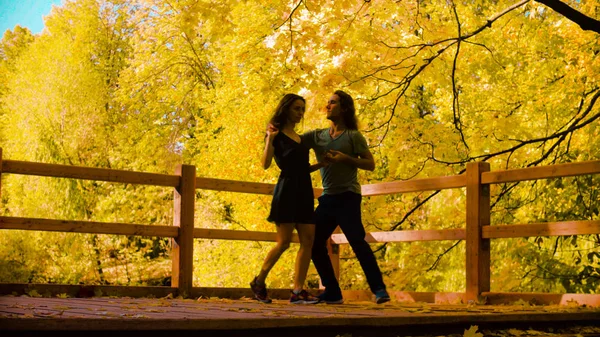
left=361, top=174, right=466, bottom=196
left=0, top=283, right=177, bottom=298
left=482, top=220, right=600, bottom=239
left=5, top=217, right=598, bottom=244
left=2, top=284, right=600, bottom=306
left=481, top=160, right=600, bottom=184
left=0, top=282, right=469, bottom=304
left=2, top=160, right=180, bottom=187
left=196, top=177, right=274, bottom=195
left=0, top=216, right=178, bottom=237
left=196, top=177, right=323, bottom=198
left=3, top=216, right=599, bottom=244
left=331, top=229, right=465, bottom=244
left=194, top=228, right=300, bottom=243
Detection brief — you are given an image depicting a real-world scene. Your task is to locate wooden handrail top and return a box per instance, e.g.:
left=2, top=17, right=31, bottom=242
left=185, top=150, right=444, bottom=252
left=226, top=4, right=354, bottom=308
left=2, top=157, right=599, bottom=198
left=362, top=174, right=466, bottom=196
left=481, top=160, right=600, bottom=184
left=2, top=160, right=180, bottom=187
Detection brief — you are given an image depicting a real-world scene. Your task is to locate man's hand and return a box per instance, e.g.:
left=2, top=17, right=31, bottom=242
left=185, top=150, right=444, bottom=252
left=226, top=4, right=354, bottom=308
left=325, top=150, right=349, bottom=164
left=324, top=149, right=375, bottom=171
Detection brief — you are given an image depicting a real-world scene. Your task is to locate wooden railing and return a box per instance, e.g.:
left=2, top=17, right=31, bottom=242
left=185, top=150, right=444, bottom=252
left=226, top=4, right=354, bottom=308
left=1, top=147, right=599, bottom=305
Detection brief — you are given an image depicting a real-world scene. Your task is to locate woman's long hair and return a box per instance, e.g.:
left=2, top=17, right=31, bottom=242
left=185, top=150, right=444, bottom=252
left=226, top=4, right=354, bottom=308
left=269, top=93, right=305, bottom=128
left=334, top=90, right=358, bottom=130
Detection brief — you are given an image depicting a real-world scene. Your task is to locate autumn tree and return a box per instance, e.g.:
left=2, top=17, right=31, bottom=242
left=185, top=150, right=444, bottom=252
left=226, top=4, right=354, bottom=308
left=0, top=0, right=598, bottom=293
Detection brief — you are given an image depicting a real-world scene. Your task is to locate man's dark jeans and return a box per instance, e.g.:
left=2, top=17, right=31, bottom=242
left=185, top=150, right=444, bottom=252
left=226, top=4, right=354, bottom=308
left=311, top=191, right=386, bottom=294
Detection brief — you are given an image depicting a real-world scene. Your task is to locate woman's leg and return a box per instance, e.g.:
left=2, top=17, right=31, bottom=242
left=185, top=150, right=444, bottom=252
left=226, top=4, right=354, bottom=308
left=293, top=223, right=315, bottom=291
left=256, top=223, right=295, bottom=284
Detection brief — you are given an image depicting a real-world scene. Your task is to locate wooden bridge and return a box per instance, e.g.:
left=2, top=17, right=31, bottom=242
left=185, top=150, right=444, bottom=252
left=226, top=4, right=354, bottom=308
left=1, top=295, right=600, bottom=336
left=1, top=147, right=599, bottom=335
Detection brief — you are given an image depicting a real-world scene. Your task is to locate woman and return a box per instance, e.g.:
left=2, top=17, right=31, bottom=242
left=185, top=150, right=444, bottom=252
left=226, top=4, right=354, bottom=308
left=250, top=93, right=323, bottom=304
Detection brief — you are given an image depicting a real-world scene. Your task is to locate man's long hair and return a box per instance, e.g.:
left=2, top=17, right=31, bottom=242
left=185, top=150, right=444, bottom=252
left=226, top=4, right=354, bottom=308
left=334, top=90, right=358, bottom=130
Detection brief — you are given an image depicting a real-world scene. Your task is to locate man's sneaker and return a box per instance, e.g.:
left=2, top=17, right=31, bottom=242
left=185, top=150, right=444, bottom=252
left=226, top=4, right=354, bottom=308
left=290, top=290, right=319, bottom=304
left=375, top=288, right=391, bottom=304
left=250, top=277, right=272, bottom=303
left=317, top=290, right=344, bottom=304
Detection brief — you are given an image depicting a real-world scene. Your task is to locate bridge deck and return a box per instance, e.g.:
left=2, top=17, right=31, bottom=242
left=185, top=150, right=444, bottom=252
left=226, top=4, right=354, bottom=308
left=1, top=295, right=600, bottom=336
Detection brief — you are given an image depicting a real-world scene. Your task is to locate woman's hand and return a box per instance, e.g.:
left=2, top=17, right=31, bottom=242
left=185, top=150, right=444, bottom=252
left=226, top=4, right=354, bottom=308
left=262, top=123, right=279, bottom=170
left=266, top=123, right=279, bottom=142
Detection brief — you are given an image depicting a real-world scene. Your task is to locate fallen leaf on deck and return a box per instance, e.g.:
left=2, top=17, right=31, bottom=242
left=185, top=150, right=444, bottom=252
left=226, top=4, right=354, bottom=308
left=507, top=328, right=525, bottom=336
left=464, top=325, right=483, bottom=337
left=53, top=305, right=72, bottom=310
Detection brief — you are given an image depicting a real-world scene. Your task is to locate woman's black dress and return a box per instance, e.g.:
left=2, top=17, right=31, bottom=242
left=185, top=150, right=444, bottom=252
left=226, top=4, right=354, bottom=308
left=267, top=132, right=315, bottom=224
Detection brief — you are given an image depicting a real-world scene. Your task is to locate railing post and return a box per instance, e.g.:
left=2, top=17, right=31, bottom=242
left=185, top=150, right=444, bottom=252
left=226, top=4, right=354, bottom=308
left=466, top=161, right=491, bottom=303
left=331, top=226, right=341, bottom=280
left=0, top=148, right=3, bottom=201
left=172, top=164, right=196, bottom=298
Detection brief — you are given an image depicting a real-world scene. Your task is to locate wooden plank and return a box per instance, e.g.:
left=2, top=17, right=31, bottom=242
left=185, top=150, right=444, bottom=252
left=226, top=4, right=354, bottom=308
left=196, top=177, right=274, bottom=195
left=482, top=220, right=600, bottom=239
left=0, top=216, right=338, bottom=245
left=342, top=290, right=466, bottom=304
left=0, top=284, right=461, bottom=305
left=0, top=216, right=178, bottom=237
left=0, top=306, right=104, bottom=319
left=171, top=164, right=196, bottom=298
left=361, top=174, right=466, bottom=196
left=190, top=286, right=297, bottom=300
left=2, top=160, right=180, bottom=187
left=465, top=162, right=491, bottom=303
left=3, top=311, right=600, bottom=333
left=3, top=296, right=239, bottom=320
left=481, top=160, right=600, bottom=184
left=4, top=296, right=247, bottom=320
left=201, top=228, right=466, bottom=245
left=0, top=314, right=592, bottom=332
left=330, top=229, right=465, bottom=244
left=0, top=297, right=372, bottom=320
left=482, top=292, right=600, bottom=307
left=194, top=228, right=300, bottom=243
left=196, top=177, right=323, bottom=198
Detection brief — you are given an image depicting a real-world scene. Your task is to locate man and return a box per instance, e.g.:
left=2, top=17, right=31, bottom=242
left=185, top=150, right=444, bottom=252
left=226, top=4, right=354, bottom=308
left=301, top=90, right=390, bottom=304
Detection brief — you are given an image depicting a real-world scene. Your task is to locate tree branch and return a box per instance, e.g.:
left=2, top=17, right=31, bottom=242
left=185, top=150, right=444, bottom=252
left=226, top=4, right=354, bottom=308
left=363, top=0, right=530, bottom=133
left=450, top=2, right=469, bottom=151
left=535, top=0, right=600, bottom=34
left=426, top=240, right=462, bottom=271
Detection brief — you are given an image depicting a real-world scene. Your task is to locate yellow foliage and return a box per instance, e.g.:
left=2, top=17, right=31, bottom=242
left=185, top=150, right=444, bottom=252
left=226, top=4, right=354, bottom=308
left=0, top=0, right=599, bottom=292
